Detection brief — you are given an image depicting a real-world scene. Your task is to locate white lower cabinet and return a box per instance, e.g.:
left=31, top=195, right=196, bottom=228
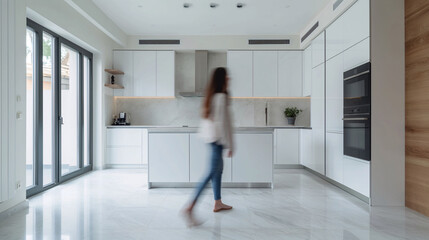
left=148, top=133, right=190, bottom=182
left=106, top=129, right=144, bottom=165
left=300, top=129, right=312, bottom=168
left=189, top=134, right=231, bottom=183
left=232, top=133, right=273, bottom=183
left=106, top=147, right=142, bottom=165
left=274, top=129, right=299, bottom=164
left=326, top=133, right=343, bottom=183
left=311, top=129, right=325, bottom=175
left=343, top=156, right=370, bottom=197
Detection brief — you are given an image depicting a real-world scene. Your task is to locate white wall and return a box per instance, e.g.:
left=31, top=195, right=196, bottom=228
left=26, top=0, right=122, bottom=171
left=127, top=35, right=301, bottom=50
left=0, top=0, right=27, bottom=214
left=370, top=0, right=405, bottom=206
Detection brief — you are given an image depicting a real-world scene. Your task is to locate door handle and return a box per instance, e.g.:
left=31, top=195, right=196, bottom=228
left=59, top=116, right=64, bottom=125
left=342, top=118, right=369, bottom=121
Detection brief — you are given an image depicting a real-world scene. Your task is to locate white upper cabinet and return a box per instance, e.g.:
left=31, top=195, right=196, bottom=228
left=326, top=0, right=369, bottom=60
left=253, top=51, right=278, bottom=97
left=113, top=51, right=133, bottom=96
left=113, top=50, right=175, bottom=97
left=227, top=51, right=253, bottom=97
left=156, top=51, right=175, bottom=97
left=312, top=32, right=325, bottom=68
left=343, top=37, right=370, bottom=72
left=342, top=0, right=370, bottom=51
left=311, top=64, right=325, bottom=130
left=303, top=46, right=312, bottom=96
left=133, top=51, right=157, bottom=97
left=278, top=51, right=303, bottom=97
left=326, top=14, right=346, bottom=60
left=228, top=50, right=304, bottom=97
left=326, top=53, right=344, bottom=133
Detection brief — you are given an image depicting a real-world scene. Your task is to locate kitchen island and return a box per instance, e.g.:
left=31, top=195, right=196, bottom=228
left=106, top=126, right=311, bottom=188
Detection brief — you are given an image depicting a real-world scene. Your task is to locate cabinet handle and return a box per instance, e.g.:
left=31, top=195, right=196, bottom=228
left=342, top=118, right=369, bottom=121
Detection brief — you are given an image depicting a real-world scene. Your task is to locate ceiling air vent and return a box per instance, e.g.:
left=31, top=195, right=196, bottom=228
left=248, top=39, right=290, bottom=45
left=139, top=39, right=181, bottom=45
left=301, top=21, right=319, bottom=43
left=333, top=0, right=344, bottom=11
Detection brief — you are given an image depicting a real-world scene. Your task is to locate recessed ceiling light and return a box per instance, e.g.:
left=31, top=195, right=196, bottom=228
left=210, top=3, right=218, bottom=8
left=237, top=3, right=244, bottom=8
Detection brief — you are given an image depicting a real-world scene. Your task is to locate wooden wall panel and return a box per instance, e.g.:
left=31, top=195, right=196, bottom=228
left=405, top=0, right=429, bottom=217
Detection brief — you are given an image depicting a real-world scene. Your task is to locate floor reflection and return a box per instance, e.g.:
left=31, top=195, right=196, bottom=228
left=1, top=169, right=429, bottom=240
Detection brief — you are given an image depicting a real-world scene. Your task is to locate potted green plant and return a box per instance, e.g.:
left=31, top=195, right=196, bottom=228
left=284, top=107, right=302, bottom=125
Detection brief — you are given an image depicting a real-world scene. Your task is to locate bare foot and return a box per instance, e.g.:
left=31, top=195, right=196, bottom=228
left=213, top=202, right=233, bottom=212
left=182, top=208, right=203, bottom=227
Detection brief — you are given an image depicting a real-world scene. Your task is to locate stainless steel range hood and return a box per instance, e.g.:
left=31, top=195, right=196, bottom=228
left=179, top=50, right=208, bottom=97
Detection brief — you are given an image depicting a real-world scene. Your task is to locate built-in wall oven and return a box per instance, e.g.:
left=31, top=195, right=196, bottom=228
left=343, top=62, right=371, bottom=161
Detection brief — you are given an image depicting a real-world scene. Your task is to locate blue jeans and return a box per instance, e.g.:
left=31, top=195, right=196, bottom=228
left=193, top=142, right=223, bottom=202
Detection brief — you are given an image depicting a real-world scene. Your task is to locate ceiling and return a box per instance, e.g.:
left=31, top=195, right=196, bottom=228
left=92, top=0, right=331, bottom=36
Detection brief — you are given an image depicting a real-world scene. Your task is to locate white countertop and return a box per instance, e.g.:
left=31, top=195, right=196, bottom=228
left=106, top=125, right=311, bottom=133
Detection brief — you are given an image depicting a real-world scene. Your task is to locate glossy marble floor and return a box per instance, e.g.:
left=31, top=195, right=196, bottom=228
left=1, top=169, right=429, bottom=240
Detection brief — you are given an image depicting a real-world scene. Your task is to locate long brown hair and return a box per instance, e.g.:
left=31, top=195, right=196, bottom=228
left=203, top=67, right=228, bottom=119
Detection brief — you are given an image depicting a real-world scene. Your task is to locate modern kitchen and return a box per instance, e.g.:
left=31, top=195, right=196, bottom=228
left=1, top=0, right=429, bottom=239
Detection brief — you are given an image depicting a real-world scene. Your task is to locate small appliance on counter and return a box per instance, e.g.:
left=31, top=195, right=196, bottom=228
left=113, top=112, right=131, bottom=125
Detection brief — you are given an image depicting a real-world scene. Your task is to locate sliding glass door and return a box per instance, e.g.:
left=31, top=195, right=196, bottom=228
left=60, top=45, right=79, bottom=176
left=26, top=19, right=93, bottom=197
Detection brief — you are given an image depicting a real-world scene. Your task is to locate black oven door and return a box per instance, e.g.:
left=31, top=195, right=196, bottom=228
left=343, top=116, right=371, bottom=161
left=344, top=63, right=371, bottom=107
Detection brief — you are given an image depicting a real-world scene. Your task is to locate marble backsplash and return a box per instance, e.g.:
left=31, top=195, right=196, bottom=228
left=113, top=97, right=311, bottom=127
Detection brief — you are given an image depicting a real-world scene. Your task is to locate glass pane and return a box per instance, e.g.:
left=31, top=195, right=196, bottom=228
left=43, top=33, right=54, bottom=186
left=83, top=57, right=90, bottom=167
left=26, top=28, right=35, bottom=188
left=61, top=45, right=79, bottom=176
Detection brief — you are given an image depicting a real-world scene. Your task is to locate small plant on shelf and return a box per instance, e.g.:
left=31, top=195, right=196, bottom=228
left=284, top=107, right=302, bottom=125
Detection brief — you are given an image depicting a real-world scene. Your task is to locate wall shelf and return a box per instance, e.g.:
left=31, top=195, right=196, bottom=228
left=104, top=83, right=124, bottom=89
left=104, top=69, right=124, bottom=75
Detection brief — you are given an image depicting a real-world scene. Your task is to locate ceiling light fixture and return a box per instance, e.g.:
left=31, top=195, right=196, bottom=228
left=210, top=3, right=218, bottom=8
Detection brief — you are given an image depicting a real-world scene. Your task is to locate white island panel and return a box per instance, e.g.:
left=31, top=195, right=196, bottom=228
left=148, top=133, right=190, bottom=182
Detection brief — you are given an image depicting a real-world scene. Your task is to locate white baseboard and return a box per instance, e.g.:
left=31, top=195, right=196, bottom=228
left=0, top=201, right=29, bottom=222
left=274, top=164, right=304, bottom=169
left=105, top=164, right=148, bottom=169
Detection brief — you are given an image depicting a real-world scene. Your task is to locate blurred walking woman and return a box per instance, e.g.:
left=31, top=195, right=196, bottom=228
left=184, top=67, right=234, bottom=226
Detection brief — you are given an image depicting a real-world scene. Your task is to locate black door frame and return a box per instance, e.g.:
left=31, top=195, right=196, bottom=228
left=26, top=19, right=93, bottom=197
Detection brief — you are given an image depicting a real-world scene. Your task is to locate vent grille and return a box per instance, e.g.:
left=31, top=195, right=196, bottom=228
left=139, top=39, right=181, bottom=45
left=248, top=39, right=290, bottom=45
left=333, top=0, right=344, bottom=11
left=301, top=22, right=319, bottom=43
